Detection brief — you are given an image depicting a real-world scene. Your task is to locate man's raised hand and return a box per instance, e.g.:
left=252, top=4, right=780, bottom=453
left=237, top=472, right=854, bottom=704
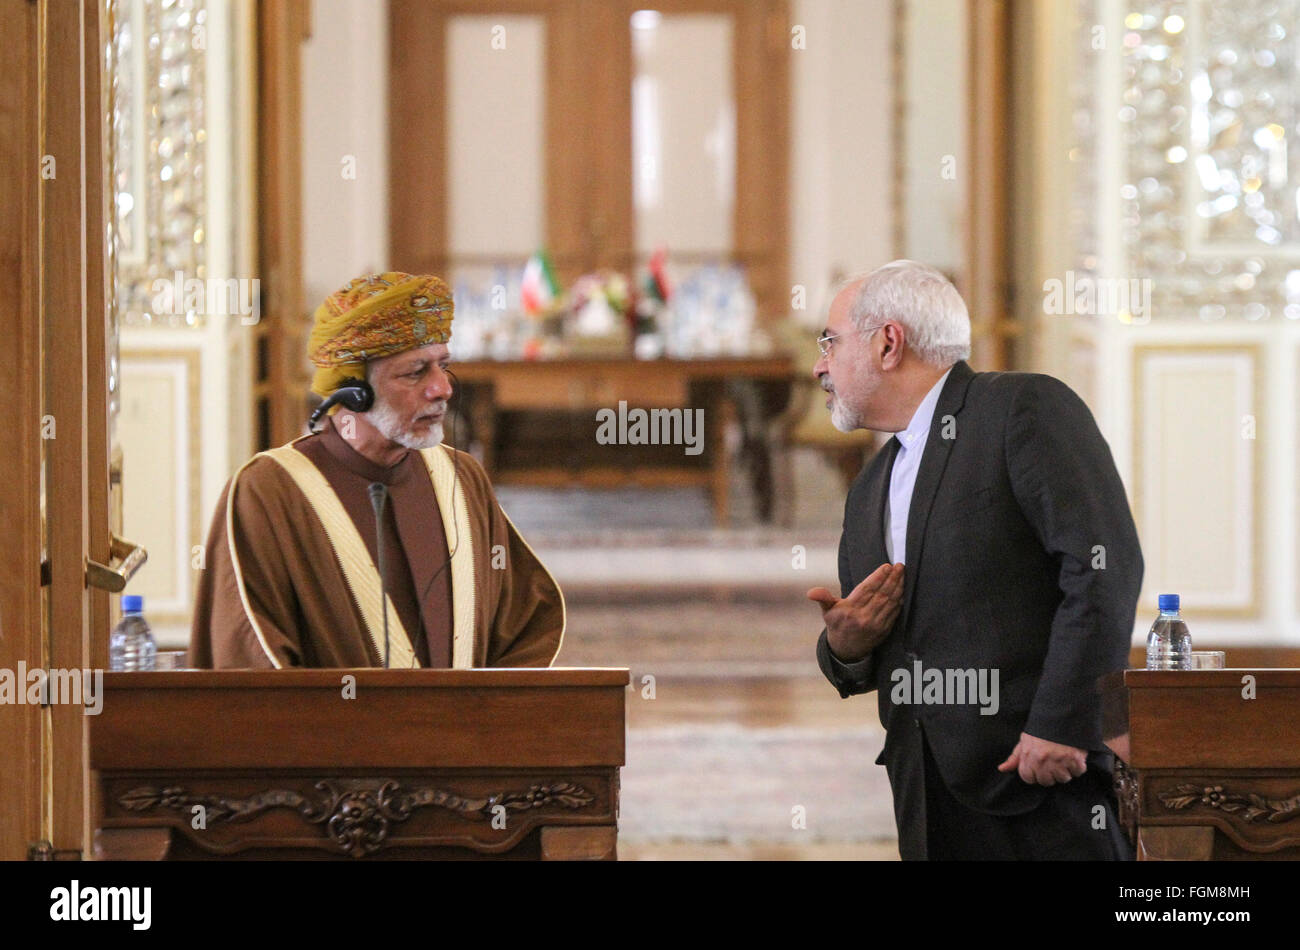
left=807, top=562, right=905, bottom=663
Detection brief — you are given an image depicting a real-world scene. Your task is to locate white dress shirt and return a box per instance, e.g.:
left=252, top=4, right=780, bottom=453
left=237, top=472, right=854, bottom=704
left=884, top=368, right=953, bottom=564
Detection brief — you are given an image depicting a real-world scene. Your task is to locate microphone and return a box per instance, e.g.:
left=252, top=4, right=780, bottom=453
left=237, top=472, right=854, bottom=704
left=368, top=482, right=390, bottom=668
left=309, top=378, right=375, bottom=431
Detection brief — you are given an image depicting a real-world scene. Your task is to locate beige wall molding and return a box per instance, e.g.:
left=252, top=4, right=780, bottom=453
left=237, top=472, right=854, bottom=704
left=1132, top=343, right=1264, bottom=621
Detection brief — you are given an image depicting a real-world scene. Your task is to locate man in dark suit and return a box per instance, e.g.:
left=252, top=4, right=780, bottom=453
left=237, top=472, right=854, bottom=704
left=808, top=260, right=1141, bottom=860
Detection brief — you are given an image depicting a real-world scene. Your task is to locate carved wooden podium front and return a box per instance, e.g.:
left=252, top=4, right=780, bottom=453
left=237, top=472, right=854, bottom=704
left=89, top=669, right=628, bottom=860
left=1104, top=669, right=1300, bottom=861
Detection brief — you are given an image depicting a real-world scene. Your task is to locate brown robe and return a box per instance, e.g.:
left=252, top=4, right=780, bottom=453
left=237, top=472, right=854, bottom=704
left=188, top=427, right=565, bottom=669
left=295, top=420, right=453, bottom=667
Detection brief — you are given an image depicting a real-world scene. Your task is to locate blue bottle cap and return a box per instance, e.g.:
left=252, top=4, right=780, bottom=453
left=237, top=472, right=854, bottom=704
left=1157, top=593, right=1180, bottom=612
left=122, top=594, right=144, bottom=613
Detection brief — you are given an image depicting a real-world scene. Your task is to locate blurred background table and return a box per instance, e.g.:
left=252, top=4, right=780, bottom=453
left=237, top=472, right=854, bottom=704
left=449, top=356, right=797, bottom=525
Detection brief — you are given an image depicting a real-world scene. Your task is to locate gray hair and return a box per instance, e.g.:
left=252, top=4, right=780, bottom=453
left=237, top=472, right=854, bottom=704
left=840, top=260, right=971, bottom=366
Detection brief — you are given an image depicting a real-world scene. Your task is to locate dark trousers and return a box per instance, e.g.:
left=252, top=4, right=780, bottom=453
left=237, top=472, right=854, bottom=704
left=920, top=734, right=1134, bottom=861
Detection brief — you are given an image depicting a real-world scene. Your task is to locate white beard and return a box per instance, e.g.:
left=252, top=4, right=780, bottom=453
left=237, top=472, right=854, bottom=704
left=828, top=390, right=861, bottom=433
left=367, top=394, right=446, bottom=450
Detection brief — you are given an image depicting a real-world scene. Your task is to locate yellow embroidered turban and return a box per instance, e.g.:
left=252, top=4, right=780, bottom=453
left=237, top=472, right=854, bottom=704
left=308, top=272, right=454, bottom=397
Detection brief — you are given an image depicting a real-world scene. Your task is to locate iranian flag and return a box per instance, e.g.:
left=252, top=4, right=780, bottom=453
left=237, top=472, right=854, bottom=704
left=646, top=245, right=672, bottom=302
left=521, top=249, right=560, bottom=316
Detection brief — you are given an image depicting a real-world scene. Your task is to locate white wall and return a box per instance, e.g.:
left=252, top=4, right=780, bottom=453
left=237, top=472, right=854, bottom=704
left=301, top=0, right=390, bottom=306
left=789, top=0, right=896, bottom=325
left=300, top=0, right=896, bottom=327
left=901, top=0, right=965, bottom=276
left=1029, top=0, right=1300, bottom=646
left=632, top=13, right=735, bottom=255
left=446, top=15, right=546, bottom=259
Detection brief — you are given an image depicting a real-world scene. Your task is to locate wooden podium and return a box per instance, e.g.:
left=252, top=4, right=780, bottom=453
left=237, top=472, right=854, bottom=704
left=1104, top=669, right=1300, bottom=861
left=89, top=668, right=628, bottom=860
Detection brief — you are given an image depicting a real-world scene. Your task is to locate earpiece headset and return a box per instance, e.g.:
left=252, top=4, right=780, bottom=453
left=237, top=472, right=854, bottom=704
left=308, top=376, right=375, bottom=431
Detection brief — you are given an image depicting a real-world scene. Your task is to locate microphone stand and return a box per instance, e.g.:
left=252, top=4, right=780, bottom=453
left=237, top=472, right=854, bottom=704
left=367, top=482, right=391, bottom=667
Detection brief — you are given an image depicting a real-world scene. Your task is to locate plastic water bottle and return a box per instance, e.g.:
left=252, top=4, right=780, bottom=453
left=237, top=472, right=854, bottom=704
left=109, top=595, right=157, bottom=671
left=1145, top=593, right=1191, bottom=670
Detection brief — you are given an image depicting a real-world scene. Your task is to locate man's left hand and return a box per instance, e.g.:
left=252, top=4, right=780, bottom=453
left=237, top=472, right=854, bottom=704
left=997, top=732, right=1087, bottom=786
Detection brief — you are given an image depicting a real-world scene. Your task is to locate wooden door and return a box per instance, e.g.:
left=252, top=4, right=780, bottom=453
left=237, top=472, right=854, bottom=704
left=0, top=0, right=126, bottom=861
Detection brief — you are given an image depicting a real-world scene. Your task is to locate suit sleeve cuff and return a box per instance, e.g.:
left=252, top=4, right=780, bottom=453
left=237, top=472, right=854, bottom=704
left=817, top=629, right=876, bottom=697
left=828, top=645, right=874, bottom=678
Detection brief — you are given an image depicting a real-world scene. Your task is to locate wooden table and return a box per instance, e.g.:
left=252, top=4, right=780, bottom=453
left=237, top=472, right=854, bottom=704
left=448, top=356, right=796, bottom=524
left=89, top=668, right=628, bottom=860
left=1102, top=669, right=1300, bottom=860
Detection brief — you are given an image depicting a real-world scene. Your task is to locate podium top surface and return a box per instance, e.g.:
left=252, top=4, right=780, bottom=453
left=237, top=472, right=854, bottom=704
left=90, top=667, right=629, bottom=771
left=1112, top=668, right=1300, bottom=769
left=101, top=667, right=631, bottom=689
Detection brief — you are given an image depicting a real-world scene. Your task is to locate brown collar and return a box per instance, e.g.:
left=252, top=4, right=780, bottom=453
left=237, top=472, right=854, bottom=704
left=317, top=417, right=418, bottom=487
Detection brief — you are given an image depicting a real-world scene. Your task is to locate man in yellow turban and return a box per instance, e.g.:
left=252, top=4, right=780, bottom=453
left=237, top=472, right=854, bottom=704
left=189, top=272, right=565, bottom=669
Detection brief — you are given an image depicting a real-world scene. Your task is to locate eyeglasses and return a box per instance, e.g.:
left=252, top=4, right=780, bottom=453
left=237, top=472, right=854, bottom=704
left=816, top=324, right=885, bottom=359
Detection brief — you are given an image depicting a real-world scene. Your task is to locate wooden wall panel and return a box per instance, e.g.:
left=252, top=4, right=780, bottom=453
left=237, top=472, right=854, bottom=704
left=584, top=1, right=634, bottom=276
left=544, top=0, right=583, bottom=281
left=966, top=0, right=1012, bottom=370
left=389, top=0, right=447, bottom=276
left=256, top=0, right=310, bottom=448
left=732, top=0, right=790, bottom=324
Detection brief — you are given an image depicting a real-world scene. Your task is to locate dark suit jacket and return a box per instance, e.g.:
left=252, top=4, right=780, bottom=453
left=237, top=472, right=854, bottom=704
left=816, top=361, right=1142, bottom=854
